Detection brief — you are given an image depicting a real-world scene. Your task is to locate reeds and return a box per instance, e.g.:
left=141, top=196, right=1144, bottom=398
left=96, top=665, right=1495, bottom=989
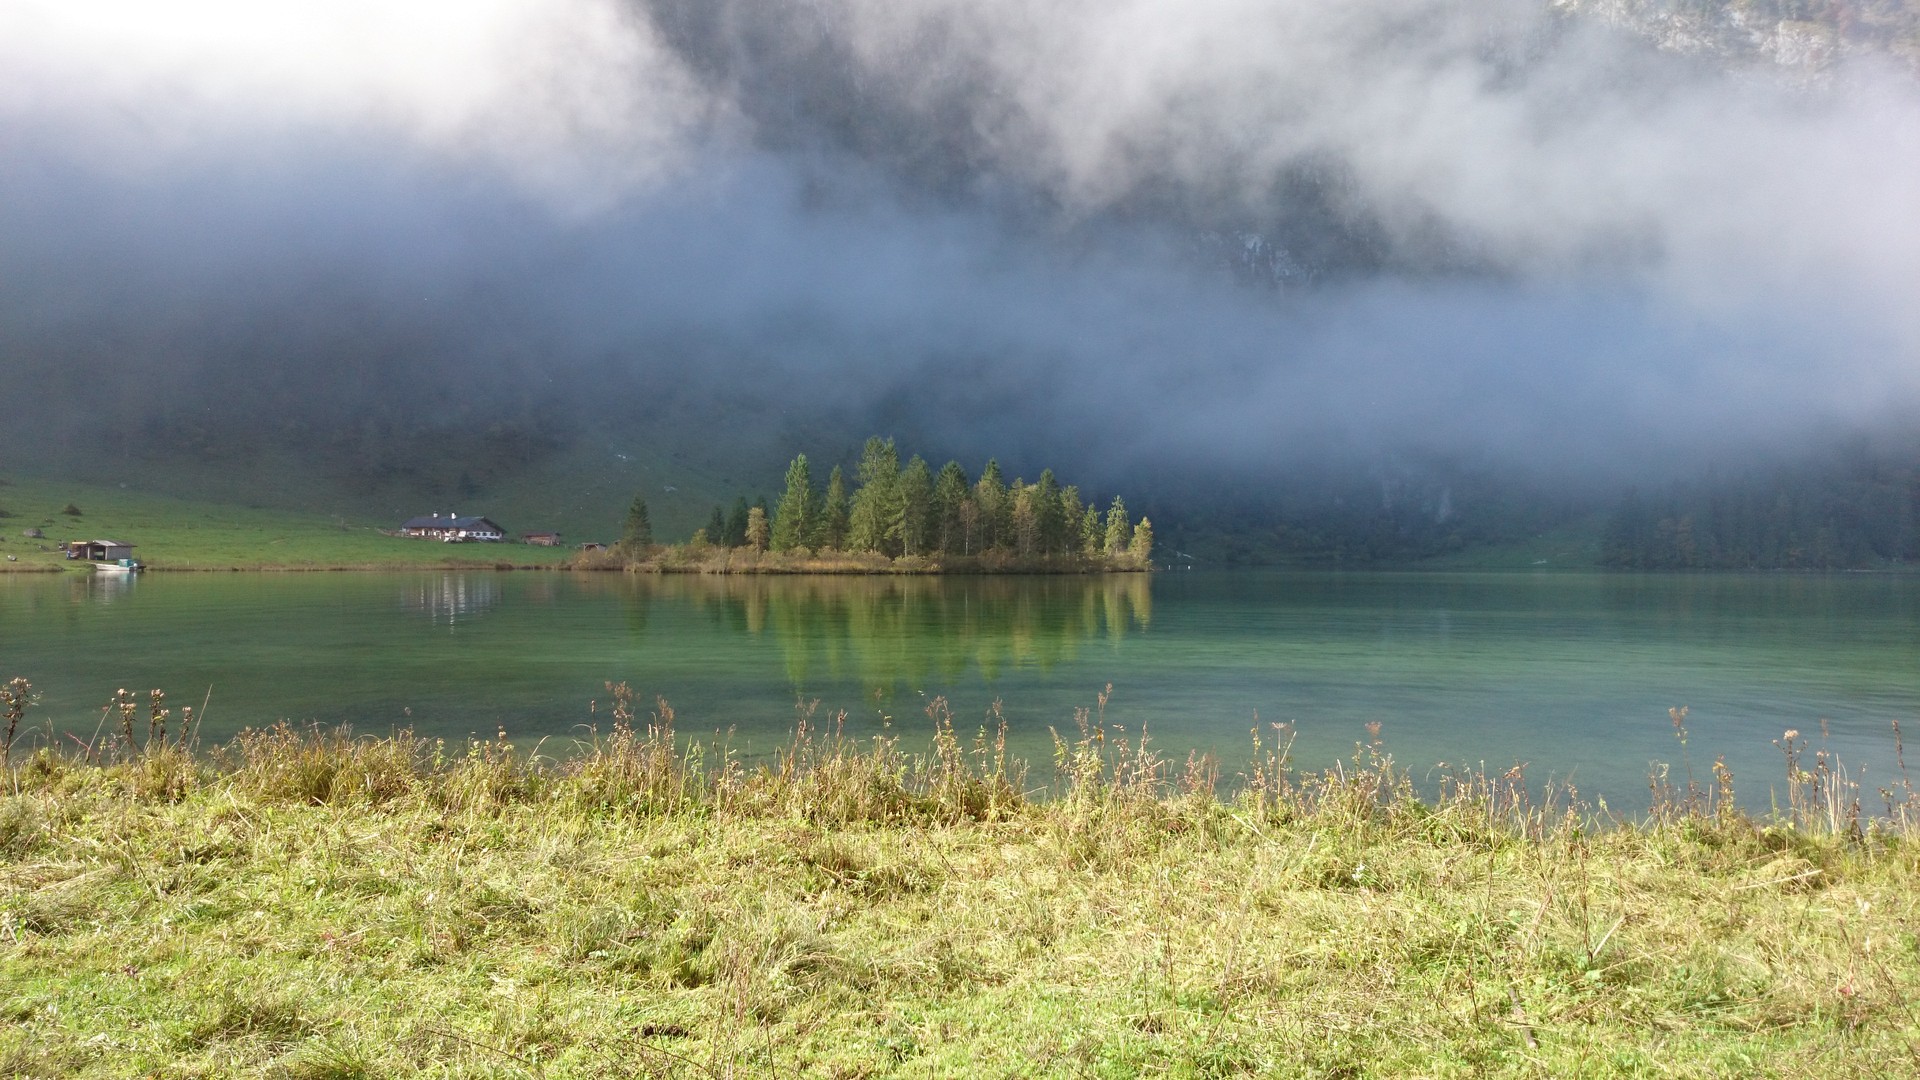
left=568, top=682, right=703, bottom=816
left=0, top=677, right=31, bottom=765
left=5, top=675, right=1918, bottom=848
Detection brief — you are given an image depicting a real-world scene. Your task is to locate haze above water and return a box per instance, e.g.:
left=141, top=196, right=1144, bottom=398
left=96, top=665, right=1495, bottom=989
left=3, top=570, right=1916, bottom=809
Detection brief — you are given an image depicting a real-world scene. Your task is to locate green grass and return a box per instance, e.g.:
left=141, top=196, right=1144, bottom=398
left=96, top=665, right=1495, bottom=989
left=0, top=479, right=576, bottom=571
left=1409, top=516, right=1609, bottom=570
left=3, top=414, right=805, bottom=556
left=5, top=693, right=1920, bottom=1077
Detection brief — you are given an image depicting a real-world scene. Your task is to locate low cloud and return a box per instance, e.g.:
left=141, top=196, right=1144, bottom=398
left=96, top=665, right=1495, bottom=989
left=2, top=0, right=1916, bottom=498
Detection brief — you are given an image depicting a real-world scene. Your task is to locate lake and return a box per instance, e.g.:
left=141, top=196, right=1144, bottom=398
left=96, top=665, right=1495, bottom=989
left=3, top=569, right=1916, bottom=809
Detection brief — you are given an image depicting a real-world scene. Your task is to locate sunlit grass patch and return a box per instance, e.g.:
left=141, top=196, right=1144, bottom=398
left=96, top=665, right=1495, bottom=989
left=6, top=689, right=1920, bottom=1076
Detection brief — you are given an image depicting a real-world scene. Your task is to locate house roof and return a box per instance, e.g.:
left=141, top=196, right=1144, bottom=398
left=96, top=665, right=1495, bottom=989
left=401, top=515, right=501, bottom=531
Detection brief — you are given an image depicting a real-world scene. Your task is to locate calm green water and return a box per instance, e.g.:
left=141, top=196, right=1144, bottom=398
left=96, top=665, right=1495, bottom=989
left=3, top=569, right=1916, bottom=807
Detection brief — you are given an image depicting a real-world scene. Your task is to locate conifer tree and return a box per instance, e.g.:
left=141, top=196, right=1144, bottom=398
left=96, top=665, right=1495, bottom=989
left=1033, top=469, right=1065, bottom=555
left=1080, top=504, right=1102, bottom=554
left=770, top=454, right=817, bottom=552
left=1010, top=482, right=1038, bottom=557
left=620, top=496, right=653, bottom=552
left=974, top=460, right=1009, bottom=552
left=818, top=465, right=851, bottom=550
left=745, top=505, right=769, bottom=552
left=1103, top=497, right=1132, bottom=557
left=1130, top=517, right=1154, bottom=565
left=848, top=437, right=903, bottom=554
left=1058, top=484, right=1085, bottom=556
left=705, top=506, right=728, bottom=546
left=900, top=456, right=934, bottom=556
left=932, top=461, right=971, bottom=554
left=724, top=498, right=750, bottom=548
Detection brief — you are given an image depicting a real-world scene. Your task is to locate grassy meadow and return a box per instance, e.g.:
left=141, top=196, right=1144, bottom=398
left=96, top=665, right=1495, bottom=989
left=5, top=689, right=1920, bottom=1078
left=0, top=479, right=574, bottom=572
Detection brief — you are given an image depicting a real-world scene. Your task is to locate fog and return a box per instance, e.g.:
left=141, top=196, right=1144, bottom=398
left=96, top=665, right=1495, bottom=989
left=3, top=0, right=1917, bottom=504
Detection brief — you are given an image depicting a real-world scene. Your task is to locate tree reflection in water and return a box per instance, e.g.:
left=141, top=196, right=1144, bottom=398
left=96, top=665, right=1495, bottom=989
left=572, top=573, right=1150, bottom=705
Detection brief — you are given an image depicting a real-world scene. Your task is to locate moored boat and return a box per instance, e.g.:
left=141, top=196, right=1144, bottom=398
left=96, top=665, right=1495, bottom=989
left=67, top=540, right=141, bottom=572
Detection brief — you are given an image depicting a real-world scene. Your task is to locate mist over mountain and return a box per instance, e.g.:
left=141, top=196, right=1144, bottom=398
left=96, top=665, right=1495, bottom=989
left=3, top=1, right=1916, bottom=557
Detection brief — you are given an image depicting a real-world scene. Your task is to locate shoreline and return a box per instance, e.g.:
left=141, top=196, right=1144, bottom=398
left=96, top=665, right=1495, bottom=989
left=5, top=559, right=1153, bottom=575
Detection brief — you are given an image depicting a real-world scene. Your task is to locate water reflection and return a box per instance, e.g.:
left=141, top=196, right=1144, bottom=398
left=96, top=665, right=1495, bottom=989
left=4, top=569, right=1917, bottom=809
left=574, top=573, right=1152, bottom=701
left=402, top=573, right=501, bottom=627
left=70, top=571, right=135, bottom=604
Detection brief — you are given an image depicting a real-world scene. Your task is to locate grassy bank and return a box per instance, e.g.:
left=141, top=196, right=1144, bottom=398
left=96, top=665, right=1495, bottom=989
left=0, top=480, right=574, bottom=571
left=5, top=694, right=1920, bottom=1077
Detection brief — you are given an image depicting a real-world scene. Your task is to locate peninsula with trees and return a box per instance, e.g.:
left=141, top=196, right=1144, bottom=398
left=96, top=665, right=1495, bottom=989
left=581, top=437, right=1154, bottom=574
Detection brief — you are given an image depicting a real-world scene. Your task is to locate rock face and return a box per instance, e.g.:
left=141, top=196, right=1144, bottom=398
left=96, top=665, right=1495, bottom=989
left=1553, top=0, right=1920, bottom=78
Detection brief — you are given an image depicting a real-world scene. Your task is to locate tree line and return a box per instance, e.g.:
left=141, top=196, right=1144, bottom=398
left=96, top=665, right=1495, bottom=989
left=1601, top=450, right=1920, bottom=570
left=622, top=437, right=1153, bottom=567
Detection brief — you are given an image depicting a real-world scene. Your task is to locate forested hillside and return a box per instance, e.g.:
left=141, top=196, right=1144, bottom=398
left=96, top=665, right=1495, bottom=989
left=1601, top=444, right=1920, bottom=569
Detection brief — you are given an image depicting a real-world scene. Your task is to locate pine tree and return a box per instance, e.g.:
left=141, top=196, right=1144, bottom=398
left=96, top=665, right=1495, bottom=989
left=1103, top=497, right=1132, bottom=558
left=818, top=465, right=851, bottom=550
left=770, top=454, right=818, bottom=552
left=620, top=496, right=653, bottom=553
left=1080, top=504, right=1102, bottom=554
left=900, top=456, right=934, bottom=556
left=745, top=505, right=769, bottom=552
left=705, top=506, right=728, bottom=547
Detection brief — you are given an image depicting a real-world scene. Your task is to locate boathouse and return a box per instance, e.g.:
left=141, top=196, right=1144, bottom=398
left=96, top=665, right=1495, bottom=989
left=66, top=540, right=135, bottom=562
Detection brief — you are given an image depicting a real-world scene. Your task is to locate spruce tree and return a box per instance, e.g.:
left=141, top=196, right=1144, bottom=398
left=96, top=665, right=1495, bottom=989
left=818, top=465, right=851, bottom=550
left=1058, top=484, right=1085, bottom=556
left=932, top=461, right=971, bottom=554
left=974, top=460, right=1008, bottom=552
left=848, top=436, right=902, bottom=554
left=1080, top=504, right=1102, bottom=554
left=1033, top=469, right=1065, bottom=555
left=620, top=496, right=653, bottom=553
left=705, top=506, right=728, bottom=547
left=1103, top=497, right=1132, bottom=557
left=1006, top=484, right=1036, bottom=557
left=900, top=456, right=934, bottom=556
left=724, top=498, right=750, bottom=548
left=1130, top=517, right=1154, bottom=565
left=770, top=454, right=818, bottom=553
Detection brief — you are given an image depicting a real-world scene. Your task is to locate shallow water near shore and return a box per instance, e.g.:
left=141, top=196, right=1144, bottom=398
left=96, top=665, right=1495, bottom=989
left=3, top=569, right=1916, bottom=808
